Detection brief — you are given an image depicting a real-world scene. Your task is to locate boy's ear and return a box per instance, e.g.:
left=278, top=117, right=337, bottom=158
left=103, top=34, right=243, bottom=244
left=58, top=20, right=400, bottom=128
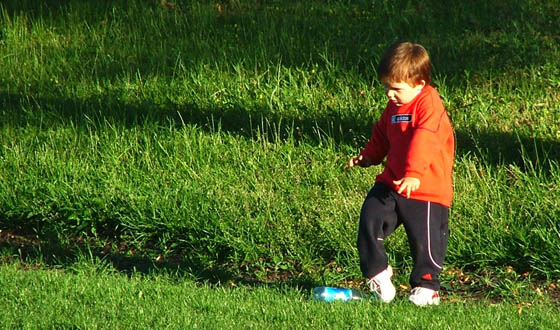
left=416, top=80, right=426, bottom=89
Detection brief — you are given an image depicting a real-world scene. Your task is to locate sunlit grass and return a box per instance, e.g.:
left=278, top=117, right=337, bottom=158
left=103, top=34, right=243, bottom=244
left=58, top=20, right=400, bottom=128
left=0, top=3, right=558, bottom=326
left=0, top=262, right=558, bottom=329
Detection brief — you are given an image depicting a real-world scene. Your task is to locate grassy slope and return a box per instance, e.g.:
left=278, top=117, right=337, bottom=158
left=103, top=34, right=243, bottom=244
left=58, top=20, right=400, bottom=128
left=0, top=0, right=558, bottom=305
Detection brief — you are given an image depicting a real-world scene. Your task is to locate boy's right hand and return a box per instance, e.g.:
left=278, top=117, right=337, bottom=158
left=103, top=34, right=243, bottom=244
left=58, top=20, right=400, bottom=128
left=346, top=154, right=372, bottom=169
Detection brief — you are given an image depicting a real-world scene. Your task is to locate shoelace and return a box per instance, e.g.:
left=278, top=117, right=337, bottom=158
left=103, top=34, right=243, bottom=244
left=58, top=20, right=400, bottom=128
left=410, top=287, right=422, bottom=295
left=367, top=278, right=381, bottom=293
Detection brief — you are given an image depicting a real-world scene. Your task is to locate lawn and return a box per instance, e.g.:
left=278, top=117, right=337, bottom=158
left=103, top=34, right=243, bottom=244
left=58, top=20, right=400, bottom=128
left=0, top=0, right=559, bottom=327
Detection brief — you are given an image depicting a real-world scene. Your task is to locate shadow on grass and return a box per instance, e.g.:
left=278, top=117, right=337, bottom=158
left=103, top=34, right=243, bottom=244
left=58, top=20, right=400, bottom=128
left=0, top=227, right=318, bottom=290
left=1, top=0, right=556, bottom=80
left=2, top=91, right=559, bottom=172
left=4, top=227, right=560, bottom=304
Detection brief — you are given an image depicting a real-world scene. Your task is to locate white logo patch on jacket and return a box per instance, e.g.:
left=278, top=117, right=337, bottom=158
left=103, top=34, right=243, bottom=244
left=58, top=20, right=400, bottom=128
left=391, top=114, right=412, bottom=123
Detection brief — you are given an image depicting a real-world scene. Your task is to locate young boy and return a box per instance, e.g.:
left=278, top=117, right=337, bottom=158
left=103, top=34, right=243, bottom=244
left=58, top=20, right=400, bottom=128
left=347, top=41, right=455, bottom=306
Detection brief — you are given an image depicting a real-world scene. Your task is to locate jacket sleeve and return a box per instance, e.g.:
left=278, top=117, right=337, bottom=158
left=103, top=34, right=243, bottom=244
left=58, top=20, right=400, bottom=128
left=404, top=93, right=447, bottom=178
left=360, top=110, right=390, bottom=165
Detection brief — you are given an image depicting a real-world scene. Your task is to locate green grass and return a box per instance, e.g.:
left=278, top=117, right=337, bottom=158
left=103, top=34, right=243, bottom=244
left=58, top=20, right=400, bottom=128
left=0, top=0, right=559, bottom=327
left=0, top=262, right=558, bottom=329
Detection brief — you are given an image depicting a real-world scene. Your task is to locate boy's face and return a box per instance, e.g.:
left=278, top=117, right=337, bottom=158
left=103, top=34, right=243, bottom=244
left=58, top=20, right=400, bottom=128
left=383, top=80, right=425, bottom=107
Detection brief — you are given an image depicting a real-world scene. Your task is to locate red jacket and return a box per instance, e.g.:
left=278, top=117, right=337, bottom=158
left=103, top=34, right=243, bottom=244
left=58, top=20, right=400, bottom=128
left=360, top=85, right=455, bottom=207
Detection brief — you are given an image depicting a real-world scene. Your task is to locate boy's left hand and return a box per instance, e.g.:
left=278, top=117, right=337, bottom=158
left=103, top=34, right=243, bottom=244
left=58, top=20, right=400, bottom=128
left=393, top=177, right=420, bottom=199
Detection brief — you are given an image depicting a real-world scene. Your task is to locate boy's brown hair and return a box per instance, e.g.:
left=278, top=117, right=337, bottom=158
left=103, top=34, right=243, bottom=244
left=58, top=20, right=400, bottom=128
left=377, top=41, right=431, bottom=86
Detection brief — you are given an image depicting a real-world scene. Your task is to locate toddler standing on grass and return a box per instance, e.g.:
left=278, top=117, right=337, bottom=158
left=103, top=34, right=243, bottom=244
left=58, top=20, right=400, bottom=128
left=347, top=41, right=455, bottom=306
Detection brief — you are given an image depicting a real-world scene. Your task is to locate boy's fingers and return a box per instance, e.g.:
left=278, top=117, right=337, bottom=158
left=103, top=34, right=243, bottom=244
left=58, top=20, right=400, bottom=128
left=394, top=178, right=420, bottom=198
left=346, top=155, right=364, bottom=169
left=393, top=179, right=403, bottom=193
left=346, top=157, right=357, bottom=169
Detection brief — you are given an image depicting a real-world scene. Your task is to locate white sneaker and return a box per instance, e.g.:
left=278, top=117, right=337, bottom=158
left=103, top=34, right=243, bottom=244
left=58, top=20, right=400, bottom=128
left=367, top=265, right=396, bottom=303
left=408, top=287, right=440, bottom=306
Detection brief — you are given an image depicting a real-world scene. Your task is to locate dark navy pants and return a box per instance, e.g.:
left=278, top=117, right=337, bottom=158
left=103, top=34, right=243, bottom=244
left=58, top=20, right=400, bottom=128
left=357, top=183, right=449, bottom=290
